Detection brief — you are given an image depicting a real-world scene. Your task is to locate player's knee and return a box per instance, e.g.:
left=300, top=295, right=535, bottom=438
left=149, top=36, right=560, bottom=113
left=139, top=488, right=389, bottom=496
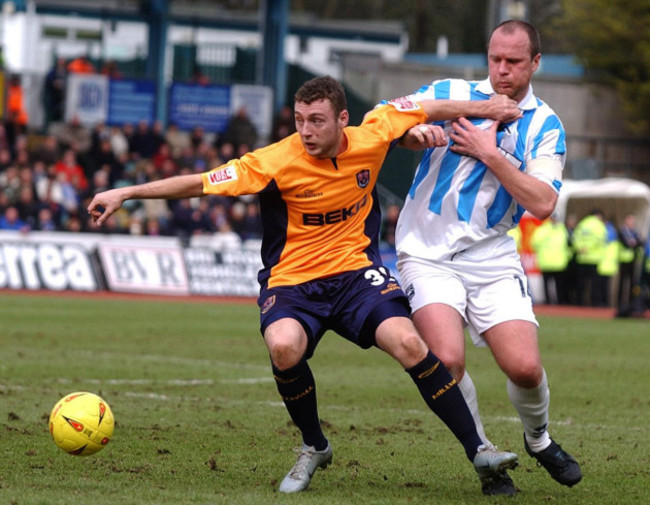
left=393, top=330, right=429, bottom=364
left=264, top=328, right=306, bottom=371
left=506, top=359, right=543, bottom=388
left=431, top=349, right=465, bottom=379
left=267, top=338, right=302, bottom=370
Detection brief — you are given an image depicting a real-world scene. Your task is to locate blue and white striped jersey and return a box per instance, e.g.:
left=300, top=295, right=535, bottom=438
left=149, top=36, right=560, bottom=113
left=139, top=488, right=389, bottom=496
left=395, top=78, right=566, bottom=260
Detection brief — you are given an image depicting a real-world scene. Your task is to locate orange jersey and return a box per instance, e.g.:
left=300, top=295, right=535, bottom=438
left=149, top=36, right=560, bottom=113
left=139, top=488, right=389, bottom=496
left=201, top=102, right=427, bottom=288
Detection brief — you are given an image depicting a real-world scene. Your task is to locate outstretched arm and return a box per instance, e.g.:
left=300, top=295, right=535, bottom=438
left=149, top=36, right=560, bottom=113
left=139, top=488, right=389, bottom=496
left=87, top=173, right=204, bottom=226
left=401, top=95, right=522, bottom=149
left=421, top=94, right=521, bottom=124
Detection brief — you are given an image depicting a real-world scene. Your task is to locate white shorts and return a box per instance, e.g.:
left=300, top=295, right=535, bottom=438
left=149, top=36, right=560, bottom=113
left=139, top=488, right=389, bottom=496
left=397, top=235, right=538, bottom=347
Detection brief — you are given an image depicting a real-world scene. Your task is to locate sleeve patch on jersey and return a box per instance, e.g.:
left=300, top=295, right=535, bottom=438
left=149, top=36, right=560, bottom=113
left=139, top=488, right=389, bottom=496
left=207, top=165, right=238, bottom=185
left=386, top=97, right=421, bottom=112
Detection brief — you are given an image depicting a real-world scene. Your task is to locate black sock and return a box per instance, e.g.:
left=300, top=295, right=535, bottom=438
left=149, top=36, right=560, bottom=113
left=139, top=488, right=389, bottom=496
left=272, top=359, right=328, bottom=451
left=407, top=351, right=482, bottom=461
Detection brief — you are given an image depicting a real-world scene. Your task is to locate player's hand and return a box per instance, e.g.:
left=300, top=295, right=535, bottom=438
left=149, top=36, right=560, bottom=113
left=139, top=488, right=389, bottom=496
left=448, top=117, right=499, bottom=161
left=87, top=188, right=126, bottom=227
left=401, top=124, right=448, bottom=150
left=486, top=94, right=522, bottom=123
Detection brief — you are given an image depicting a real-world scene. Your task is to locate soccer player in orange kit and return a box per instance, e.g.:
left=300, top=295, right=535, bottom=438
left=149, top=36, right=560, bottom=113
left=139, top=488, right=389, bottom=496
left=88, top=76, right=522, bottom=495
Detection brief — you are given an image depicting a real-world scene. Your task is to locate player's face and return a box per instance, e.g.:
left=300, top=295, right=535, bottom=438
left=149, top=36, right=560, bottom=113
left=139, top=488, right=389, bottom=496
left=294, top=99, right=349, bottom=159
left=488, top=28, right=540, bottom=103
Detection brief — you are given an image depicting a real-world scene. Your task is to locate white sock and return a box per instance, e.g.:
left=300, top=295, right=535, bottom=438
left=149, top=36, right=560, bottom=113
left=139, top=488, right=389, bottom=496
left=507, top=369, right=551, bottom=452
left=458, top=371, right=490, bottom=445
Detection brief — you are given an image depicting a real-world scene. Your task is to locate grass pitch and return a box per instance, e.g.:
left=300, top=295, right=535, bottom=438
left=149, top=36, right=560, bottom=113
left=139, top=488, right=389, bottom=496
left=0, top=291, right=648, bottom=505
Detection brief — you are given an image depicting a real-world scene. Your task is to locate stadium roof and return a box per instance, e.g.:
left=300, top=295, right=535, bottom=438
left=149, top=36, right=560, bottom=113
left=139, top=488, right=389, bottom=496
left=20, top=0, right=406, bottom=43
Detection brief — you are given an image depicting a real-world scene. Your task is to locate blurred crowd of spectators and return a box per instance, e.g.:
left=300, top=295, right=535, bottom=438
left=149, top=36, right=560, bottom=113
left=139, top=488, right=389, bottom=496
left=0, top=57, right=304, bottom=243
left=0, top=112, right=275, bottom=243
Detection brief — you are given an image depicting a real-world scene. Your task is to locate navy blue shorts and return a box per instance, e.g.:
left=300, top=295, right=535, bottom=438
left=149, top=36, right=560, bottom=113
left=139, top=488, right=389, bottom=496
left=258, top=265, right=411, bottom=357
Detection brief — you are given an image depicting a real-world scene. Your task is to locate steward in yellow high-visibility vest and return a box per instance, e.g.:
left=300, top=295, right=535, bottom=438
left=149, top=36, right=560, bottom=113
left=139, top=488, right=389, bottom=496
left=530, top=216, right=571, bottom=304
left=572, top=210, right=607, bottom=306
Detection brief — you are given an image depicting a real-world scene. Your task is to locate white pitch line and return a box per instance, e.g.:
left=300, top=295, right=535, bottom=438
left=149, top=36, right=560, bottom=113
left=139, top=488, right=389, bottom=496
left=49, top=349, right=270, bottom=372
left=115, top=391, right=646, bottom=433
left=55, top=377, right=274, bottom=386
left=4, top=380, right=645, bottom=434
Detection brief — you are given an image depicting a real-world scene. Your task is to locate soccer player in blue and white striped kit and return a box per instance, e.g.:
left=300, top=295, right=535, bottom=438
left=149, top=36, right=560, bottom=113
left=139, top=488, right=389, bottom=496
left=395, top=20, right=582, bottom=495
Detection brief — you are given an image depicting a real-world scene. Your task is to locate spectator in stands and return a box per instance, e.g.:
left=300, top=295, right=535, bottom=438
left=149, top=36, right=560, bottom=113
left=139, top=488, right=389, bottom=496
left=144, top=216, right=164, bottom=236
left=101, top=60, right=122, bottom=79
left=0, top=191, right=8, bottom=215
left=121, top=121, right=135, bottom=150
left=271, top=104, right=296, bottom=142
left=202, top=144, right=222, bottom=173
left=93, top=138, right=124, bottom=185
left=44, top=57, right=67, bottom=123
left=171, top=198, right=212, bottom=242
left=191, top=141, right=213, bottom=173
left=34, top=163, right=63, bottom=215
left=221, top=106, right=258, bottom=153
left=208, top=200, right=231, bottom=233
left=152, top=142, right=176, bottom=171
left=55, top=171, right=81, bottom=216
left=218, top=141, right=236, bottom=163
left=67, top=56, right=95, bottom=74
left=0, top=205, right=29, bottom=231
left=0, top=146, right=11, bottom=172
left=227, top=200, right=248, bottom=238
left=54, top=148, right=88, bottom=192
left=31, top=160, right=48, bottom=188
left=35, top=207, right=57, bottom=231
left=130, top=120, right=164, bottom=160
left=132, top=158, right=156, bottom=185
left=15, top=185, right=39, bottom=229
left=189, top=125, right=206, bottom=150
left=53, top=115, right=92, bottom=153
left=241, top=200, right=263, bottom=240
left=85, top=168, right=111, bottom=199
left=165, top=122, right=190, bottom=158
left=141, top=193, right=171, bottom=234
left=174, top=144, right=197, bottom=172
left=90, top=122, right=110, bottom=155
left=0, top=124, right=9, bottom=153
left=151, top=120, right=166, bottom=150
left=6, top=74, right=29, bottom=151
left=31, top=134, right=61, bottom=166
left=14, top=144, right=31, bottom=171
left=0, top=165, right=21, bottom=203
left=64, top=213, right=84, bottom=232
left=109, top=125, right=130, bottom=160
left=160, top=158, right=179, bottom=180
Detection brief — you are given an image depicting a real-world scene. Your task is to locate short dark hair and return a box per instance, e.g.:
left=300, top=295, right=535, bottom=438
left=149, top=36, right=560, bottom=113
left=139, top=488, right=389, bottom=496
left=294, top=76, right=348, bottom=117
left=491, top=20, right=541, bottom=58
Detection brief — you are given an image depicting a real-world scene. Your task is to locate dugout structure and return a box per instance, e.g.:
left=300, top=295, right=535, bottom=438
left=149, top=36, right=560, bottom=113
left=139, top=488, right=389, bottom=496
left=555, top=177, right=650, bottom=233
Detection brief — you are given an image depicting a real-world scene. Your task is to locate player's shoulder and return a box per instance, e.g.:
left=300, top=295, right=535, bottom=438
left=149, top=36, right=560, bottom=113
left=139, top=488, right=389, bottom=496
left=248, top=133, right=305, bottom=168
left=527, top=96, right=564, bottom=131
left=412, top=77, right=480, bottom=99
left=533, top=95, right=560, bottom=115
